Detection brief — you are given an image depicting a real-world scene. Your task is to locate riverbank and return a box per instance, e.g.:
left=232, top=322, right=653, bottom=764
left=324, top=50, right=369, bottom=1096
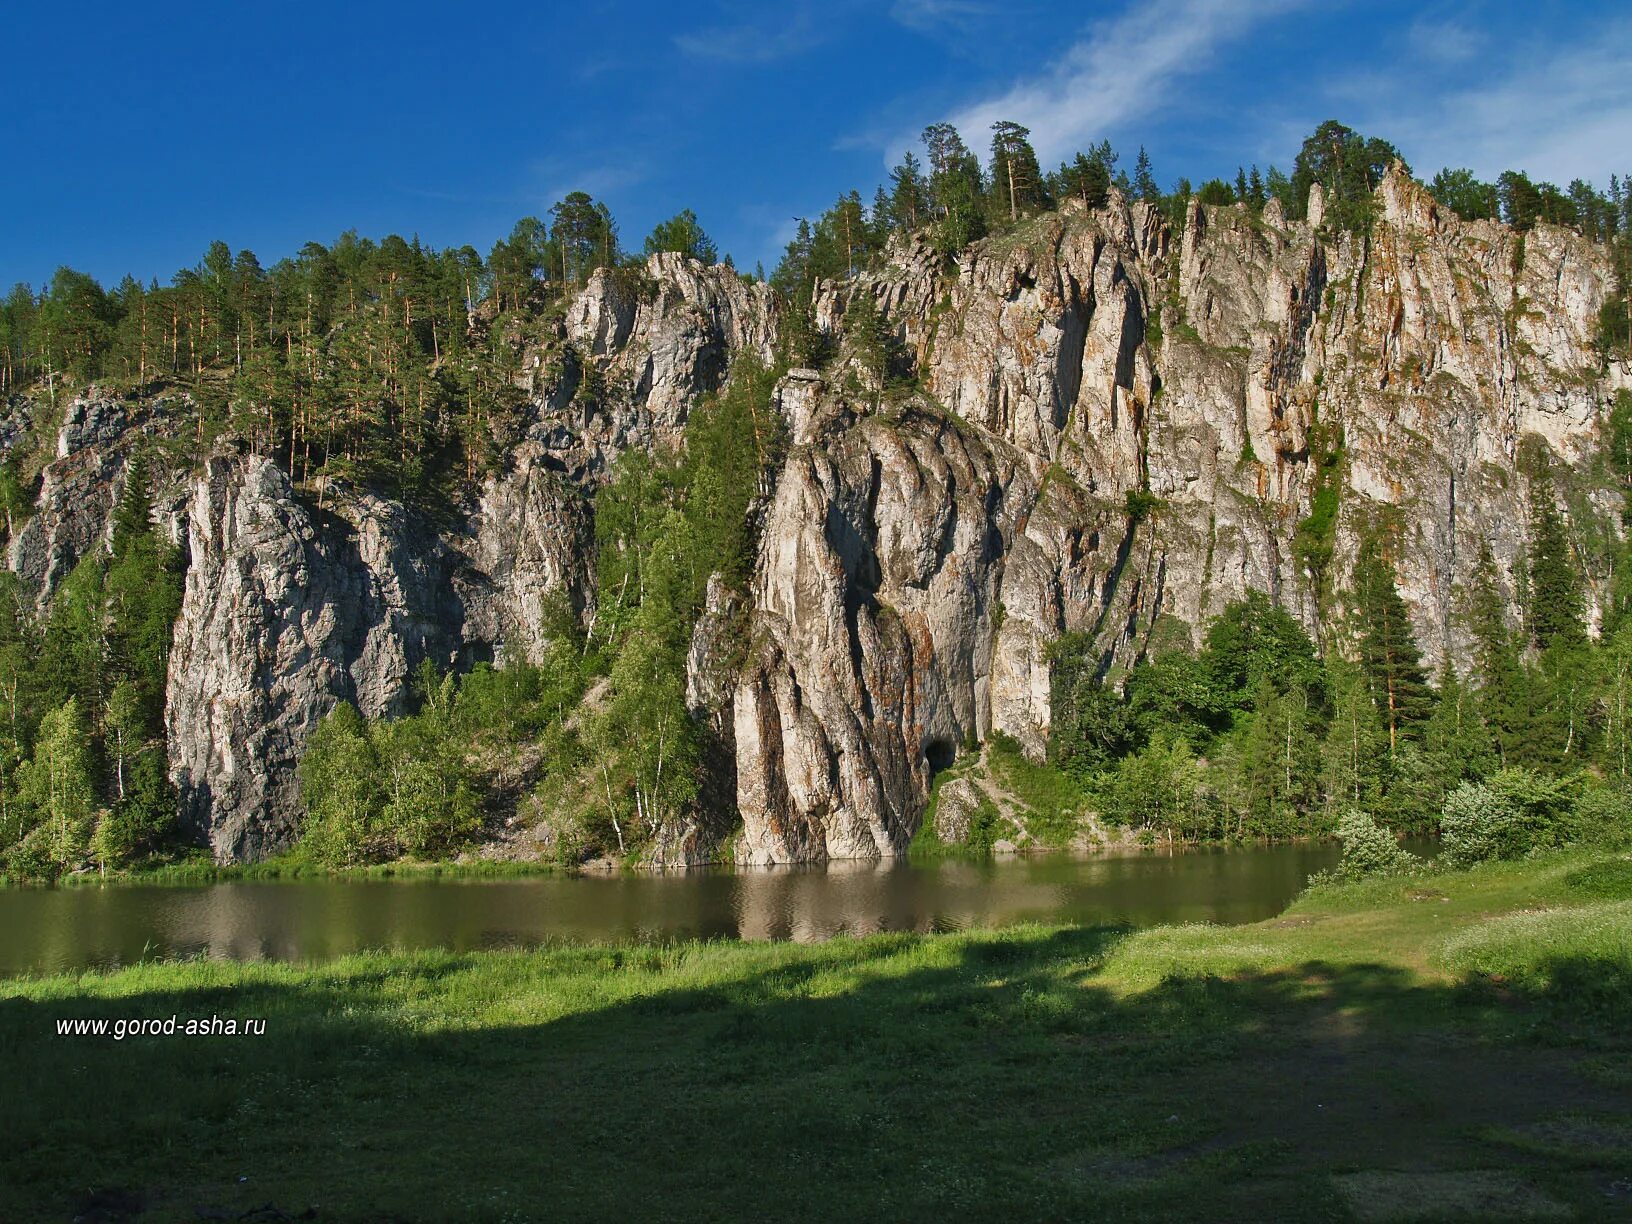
left=4, top=830, right=1341, bottom=890
left=0, top=851, right=573, bottom=889
left=4, top=851, right=1630, bottom=1221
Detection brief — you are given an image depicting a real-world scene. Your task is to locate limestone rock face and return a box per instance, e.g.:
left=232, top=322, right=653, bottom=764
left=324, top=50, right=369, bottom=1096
left=733, top=406, right=1016, bottom=864
left=165, top=455, right=462, bottom=860
left=566, top=251, right=778, bottom=439
left=458, top=445, right=593, bottom=664
left=726, top=170, right=1626, bottom=863
left=158, top=253, right=778, bottom=860
left=10, top=394, right=135, bottom=603
left=13, top=180, right=1626, bottom=866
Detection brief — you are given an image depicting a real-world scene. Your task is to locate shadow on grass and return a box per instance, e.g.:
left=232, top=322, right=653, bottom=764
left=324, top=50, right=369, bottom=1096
left=2, top=927, right=1629, bottom=1222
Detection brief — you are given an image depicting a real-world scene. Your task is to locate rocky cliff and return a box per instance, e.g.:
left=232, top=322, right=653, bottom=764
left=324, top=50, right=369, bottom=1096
left=730, top=169, right=1625, bottom=862
left=7, top=171, right=1626, bottom=863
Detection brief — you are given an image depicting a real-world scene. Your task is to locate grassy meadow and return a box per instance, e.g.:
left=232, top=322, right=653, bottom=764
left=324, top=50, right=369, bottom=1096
left=2, top=852, right=1630, bottom=1221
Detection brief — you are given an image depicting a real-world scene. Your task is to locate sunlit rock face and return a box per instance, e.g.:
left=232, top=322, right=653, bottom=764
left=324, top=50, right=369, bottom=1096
left=730, top=168, right=1626, bottom=862
left=161, top=255, right=778, bottom=861
left=15, top=172, right=1622, bottom=864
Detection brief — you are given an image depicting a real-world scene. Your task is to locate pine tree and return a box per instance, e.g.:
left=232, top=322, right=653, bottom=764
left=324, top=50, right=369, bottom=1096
left=643, top=210, right=717, bottom=264
left=921, top=123, right=986, bottom=253
left=1417, top=660, right=1495, bottom=798
left=1351, top=538, right=1433, bottom=752
left=1223, top=676, right=1317, bottom=837
left=888, top=151, right=928, bottom=231
left=1525, top=481, right=1586, bottom=649
left=989, top=121, right=1045, bottom=222
left=549, top=193, right=618, bottom=285
left=1320, top=661, right=1388, bottom=811
left=1463, top=543, right=1539, bottom=766
left=1133, top=148, right=1160, bottom=201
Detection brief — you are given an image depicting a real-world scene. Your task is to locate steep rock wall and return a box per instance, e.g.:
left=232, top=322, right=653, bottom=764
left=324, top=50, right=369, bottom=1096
left=729, top=168, right=1627, bottom=862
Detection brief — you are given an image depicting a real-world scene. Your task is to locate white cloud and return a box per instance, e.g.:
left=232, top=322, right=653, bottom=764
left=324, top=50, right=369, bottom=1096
left=674, top=3, right=828, bottom=64
left=529, top=161, right=648, bottom=211
left=882, top=0, right=1303, bottom=167
left=890, top=0, right=998, bottom=34
left=1404, top=16, right=1484, bottom=64
left=1349, top=25, right=1632, bottom=184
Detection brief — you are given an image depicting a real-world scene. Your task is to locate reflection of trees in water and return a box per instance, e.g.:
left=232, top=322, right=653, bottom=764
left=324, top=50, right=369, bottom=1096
left=3, top=845, right=1351, bottom=974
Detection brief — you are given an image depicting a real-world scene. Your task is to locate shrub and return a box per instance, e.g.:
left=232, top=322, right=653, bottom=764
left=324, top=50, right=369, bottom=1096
left=1321, top=808, right=1418, bottom=882
left=1566, top=783, right=1632, bottom=849
left=1439, top=769, right=1583, bottom=866
left=1439, top=781, right=1524, bottom=867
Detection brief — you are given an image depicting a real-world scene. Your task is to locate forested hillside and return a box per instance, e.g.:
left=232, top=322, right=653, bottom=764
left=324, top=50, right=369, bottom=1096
left=1, top=119, right=1629, bottom=877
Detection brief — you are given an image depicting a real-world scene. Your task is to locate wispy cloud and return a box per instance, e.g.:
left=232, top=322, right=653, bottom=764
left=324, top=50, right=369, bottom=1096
left=890, top=0, right=998, bottom=34
left=1345, top=22, right=1632, bottom=184
left=1404, top=15, right=1484, bottom=64
left=528, top=160, right=649, bottom=211
left=674, top=2, right=833, bottom=64
left=881, top=0, right=1302, bottom=167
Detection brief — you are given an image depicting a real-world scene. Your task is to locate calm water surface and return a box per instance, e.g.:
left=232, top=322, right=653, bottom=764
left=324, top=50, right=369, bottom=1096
left=0, top=843, right=1349, bottom=977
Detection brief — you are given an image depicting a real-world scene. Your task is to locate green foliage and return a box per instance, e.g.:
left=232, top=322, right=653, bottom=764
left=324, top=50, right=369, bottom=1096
left=1096, top=734, right=1214, bottom=839
left=0, top=460, right=184, bottom=877
left=1316, top=808, right=1419, bottom=882
left=1567, top=784, right=1632, bottom=849
left=643, top=210, right=717, bottom=264
left=550, top=192, right=619, bottom=285
left=1288, top=119, right=1404, bottom=232
left=1047, top=632, right=1130, bottom=779
left=1201, top=591, right=1325, bottom=705
left=1123, top=489, right=1162, bottom=522
left=1439, top=769, right=1580, bottom=867
left=984, top=731, right=1091, bottom=846
left=299, top=629, right=590, bottom=868
left=1350, top=537, right=1434, bottom=753
left=1124, top=648, right=1227, bottom=750
left=1523, top=480, right=1586, bottom=650
left=1054, top=146, right=1114, bottom=210
left=6, top=698, right=97, bottom=875
left=292, top=351, right=780, bottom=867
left=298, top=704, right=384, bottom=866
left=988, top=120, right=1048, bottom=222
left=919, top=122, right=988, bottom=256
left=1427, top=168, right=1500, bottom=221
left=1292, top=419, right=1344, bottom=589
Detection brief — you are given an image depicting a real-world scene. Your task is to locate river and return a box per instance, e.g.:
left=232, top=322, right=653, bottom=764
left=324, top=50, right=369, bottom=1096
left=0, top=842, right=1366, bottom=976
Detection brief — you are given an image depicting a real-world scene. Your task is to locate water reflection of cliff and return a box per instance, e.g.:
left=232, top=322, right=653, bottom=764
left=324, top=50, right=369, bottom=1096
left=0, top=844, right=1351, bottom=975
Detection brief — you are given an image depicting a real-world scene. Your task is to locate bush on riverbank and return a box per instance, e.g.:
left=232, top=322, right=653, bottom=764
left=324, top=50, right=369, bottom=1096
left=1314, top=808, right=1421, bottom=882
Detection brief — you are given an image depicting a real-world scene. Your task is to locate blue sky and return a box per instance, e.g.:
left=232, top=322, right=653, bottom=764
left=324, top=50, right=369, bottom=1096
left=4, top=0, right=1628, bottom=290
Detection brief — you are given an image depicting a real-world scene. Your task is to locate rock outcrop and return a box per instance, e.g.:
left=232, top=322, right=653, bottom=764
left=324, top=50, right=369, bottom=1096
left=728, top=167, right=1627, bottom=863
left=566, top=251, right=778, bottom=441
left=8, top=174, right=1627, bottom=865
left=166, top=455, right=463, bottom=859
left=164, top=255, right=774, bottom=860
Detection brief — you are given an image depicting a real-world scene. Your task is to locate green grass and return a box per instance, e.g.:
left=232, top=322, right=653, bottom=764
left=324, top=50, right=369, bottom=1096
left=3, top=852, right=1631, bottom=1221
left=985, top=735, right=1092, bottom=846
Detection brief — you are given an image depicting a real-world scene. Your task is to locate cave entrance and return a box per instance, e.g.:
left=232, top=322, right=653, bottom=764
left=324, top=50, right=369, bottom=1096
left=924, top=738, right=956, bottom=775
